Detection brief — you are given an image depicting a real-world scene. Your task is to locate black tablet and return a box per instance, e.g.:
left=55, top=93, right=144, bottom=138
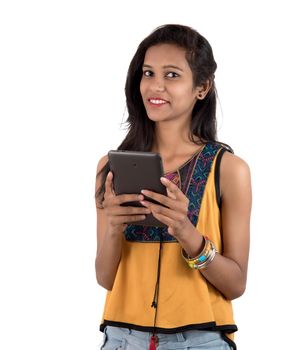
left=108, top=150, right=167, bottom=227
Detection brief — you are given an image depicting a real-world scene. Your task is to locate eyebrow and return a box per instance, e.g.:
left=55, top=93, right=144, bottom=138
left=142, top=64, right=184, bottom=72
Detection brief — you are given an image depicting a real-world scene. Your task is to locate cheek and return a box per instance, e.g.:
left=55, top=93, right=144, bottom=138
left=175, top=91, right=197, bottom=110
left=140, top=79, right=146, bottom=97
left=173, top=86, right=194, bottom=102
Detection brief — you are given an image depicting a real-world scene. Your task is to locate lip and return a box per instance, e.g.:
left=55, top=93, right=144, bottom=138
left=147, top=97, right=169, bottom=106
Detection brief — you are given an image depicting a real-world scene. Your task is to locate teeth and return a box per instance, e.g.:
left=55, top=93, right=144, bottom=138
left=150, top=99, right=167, bottom=104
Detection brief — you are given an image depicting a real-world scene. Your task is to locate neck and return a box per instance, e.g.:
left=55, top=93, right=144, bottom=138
left=151, top=121, right=200, bottom=156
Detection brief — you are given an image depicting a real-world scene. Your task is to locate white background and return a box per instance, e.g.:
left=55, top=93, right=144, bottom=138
left=0, top=0, right=291, bottom=349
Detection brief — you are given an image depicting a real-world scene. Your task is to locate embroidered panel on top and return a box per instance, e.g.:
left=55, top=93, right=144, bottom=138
left=186, top=142, right=222, bottom=226
left=124, top=142, right=222, bottom=242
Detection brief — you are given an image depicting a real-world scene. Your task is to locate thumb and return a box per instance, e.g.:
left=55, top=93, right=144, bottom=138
left=105, top=171, right=115, bottom=196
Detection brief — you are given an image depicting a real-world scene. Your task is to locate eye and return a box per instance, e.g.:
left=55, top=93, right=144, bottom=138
left=166, top=72, right=179, bottom=78
left=143, top=70, right=153, bottom=77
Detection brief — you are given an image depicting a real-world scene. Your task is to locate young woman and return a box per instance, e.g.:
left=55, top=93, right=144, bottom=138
left=95, top=24, right=252, bottom=350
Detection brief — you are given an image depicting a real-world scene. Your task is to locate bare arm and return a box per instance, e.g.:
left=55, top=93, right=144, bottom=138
left=95, top=156, right=150, bottom=290
left=140, top=151, right=252, bottom=300
left=177, top=152, right=252, bottom=300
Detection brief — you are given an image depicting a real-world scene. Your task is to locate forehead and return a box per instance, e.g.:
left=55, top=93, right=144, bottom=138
left=143, top=43, right=189, bottom=68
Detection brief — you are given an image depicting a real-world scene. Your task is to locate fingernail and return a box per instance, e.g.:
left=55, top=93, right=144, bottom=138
left=161, top=177, right=168, bottom=182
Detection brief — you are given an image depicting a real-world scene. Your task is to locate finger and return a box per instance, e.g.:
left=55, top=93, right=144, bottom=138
left=111, top=215, right=147, bottom=225
left=141, top=189, right=176, bottom=209
left=110, top=205, right=151, bottom=216
left=103, top=194, right=147, bottom=211
left=115, top=194, right=144, bottom=206
left=166, top=188, right=176, bottom=200
left=141, top=200, right=185, bottom=221
left=160, top=177, right=186, bottom=201
left=151, top=209, right=174, bottom=227
left=104, top=171, right=115, bottom=196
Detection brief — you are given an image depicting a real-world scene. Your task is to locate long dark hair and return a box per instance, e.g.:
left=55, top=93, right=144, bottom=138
left=95, top=24, right=232, bottom=204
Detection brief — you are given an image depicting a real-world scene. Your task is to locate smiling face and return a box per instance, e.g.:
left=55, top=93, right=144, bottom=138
left=140, top=43, right=202, bottom=124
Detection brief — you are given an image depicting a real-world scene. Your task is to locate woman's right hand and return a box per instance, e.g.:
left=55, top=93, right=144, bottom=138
left=102, top=171, right=151, bottom=235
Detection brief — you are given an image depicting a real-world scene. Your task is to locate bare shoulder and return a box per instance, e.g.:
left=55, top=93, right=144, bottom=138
left=220, top=151, right=252, bottom=200
left=96, top=154, right=109, bottom=174
left=221, top=151, right=251, bottom=179
left=95, top=155, right=109, bottom=208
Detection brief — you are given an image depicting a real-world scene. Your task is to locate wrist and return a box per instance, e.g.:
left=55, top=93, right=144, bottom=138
left=181, top=235, right=205, bottom=258
left=181, top=236, right=217, bottom=270
left=172, top=218, right=193, bottom=240
left=107, top=225, right=125, bottom=239
left=176, top=221, right=205, bottom=257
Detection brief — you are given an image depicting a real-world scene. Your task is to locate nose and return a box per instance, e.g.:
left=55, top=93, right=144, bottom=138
left=150, top=76, right=165, bottom=92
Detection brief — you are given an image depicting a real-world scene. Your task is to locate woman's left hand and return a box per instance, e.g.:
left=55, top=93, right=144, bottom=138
left=140, top=177, right=193, bottom=237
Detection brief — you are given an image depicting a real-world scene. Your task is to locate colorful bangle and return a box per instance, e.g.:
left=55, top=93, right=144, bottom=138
left=181, top=236, right=217, bottom=270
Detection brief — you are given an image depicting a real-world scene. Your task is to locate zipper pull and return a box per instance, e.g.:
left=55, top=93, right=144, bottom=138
left=149, top=335, right=158, bottom=350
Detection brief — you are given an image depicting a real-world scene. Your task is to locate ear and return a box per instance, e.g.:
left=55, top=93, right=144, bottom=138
left=194, top=79, right=213, bottom=100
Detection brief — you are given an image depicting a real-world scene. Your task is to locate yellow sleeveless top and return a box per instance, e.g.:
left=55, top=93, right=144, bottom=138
left=100, top=142, right=237, bottom=349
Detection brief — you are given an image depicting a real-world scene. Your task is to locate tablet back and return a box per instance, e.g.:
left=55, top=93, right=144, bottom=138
left=108, top=150, right=167, bottom=227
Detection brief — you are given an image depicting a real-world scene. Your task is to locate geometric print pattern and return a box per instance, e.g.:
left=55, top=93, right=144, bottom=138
left=186, top=142, right=221, bottom=226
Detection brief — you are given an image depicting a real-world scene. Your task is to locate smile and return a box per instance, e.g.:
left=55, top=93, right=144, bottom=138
left=148, top=98, right=169, bottom=106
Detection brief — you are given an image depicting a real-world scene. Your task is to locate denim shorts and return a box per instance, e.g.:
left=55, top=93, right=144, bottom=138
left=100, top=326, right=232, bottom=350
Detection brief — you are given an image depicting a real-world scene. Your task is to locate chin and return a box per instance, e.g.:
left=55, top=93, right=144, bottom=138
left=146, top=112, right=171, bottom=122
